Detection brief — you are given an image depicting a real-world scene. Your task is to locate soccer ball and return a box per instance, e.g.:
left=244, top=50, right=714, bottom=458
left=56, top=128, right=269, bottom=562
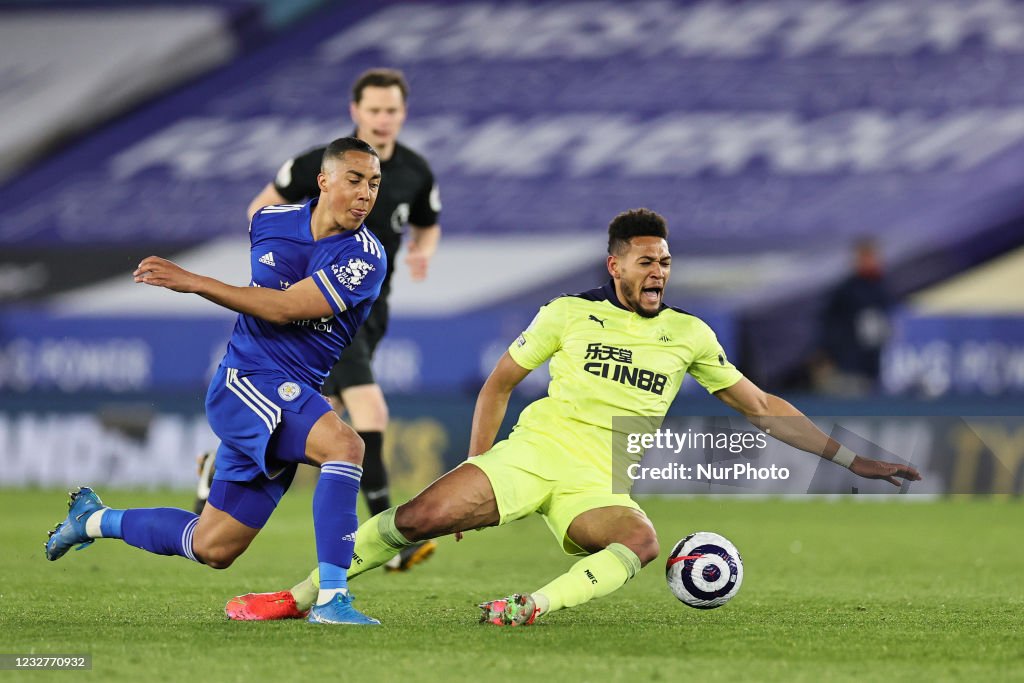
left=665, top=531, right=743, bottom=609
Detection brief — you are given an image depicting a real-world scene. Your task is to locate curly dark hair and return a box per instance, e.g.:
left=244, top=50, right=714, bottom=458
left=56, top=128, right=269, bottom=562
left=607, top=208, right=668, bottom=255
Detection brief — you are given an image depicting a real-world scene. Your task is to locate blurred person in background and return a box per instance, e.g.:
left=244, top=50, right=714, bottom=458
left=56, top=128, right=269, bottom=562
left=811, top=238, right=892, bottom=396
left=195, top=67, right=442, bottom=573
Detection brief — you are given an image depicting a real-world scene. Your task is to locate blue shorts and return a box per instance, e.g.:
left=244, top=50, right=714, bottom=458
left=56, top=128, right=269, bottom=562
left=205, top=364, right=331, bottom=524
left=208, top=474, right=296, bottom=529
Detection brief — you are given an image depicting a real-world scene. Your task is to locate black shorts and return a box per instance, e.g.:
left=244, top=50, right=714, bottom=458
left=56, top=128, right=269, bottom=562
left=321, top=298, right=388, bottom=396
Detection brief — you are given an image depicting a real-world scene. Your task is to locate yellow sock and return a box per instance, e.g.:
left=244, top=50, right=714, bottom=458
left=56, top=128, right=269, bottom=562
left=290, top=508, right=410, bottom=612
left=290, top=567, right=319, bottom=612
left=533, top=543, right=641, bottom=616
left=350, top=507, right=412, bottom=579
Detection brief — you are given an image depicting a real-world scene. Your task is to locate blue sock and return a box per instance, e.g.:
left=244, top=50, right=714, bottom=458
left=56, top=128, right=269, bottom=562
left=99, top=509, right=126, bottom=538
left=120, top=508, right=202, bottom=563
left=314, top=462, right=362, bottom=593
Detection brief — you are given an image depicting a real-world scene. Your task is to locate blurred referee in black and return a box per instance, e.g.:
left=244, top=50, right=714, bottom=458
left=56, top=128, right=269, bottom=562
left=195, top=68, right=441, bottom=572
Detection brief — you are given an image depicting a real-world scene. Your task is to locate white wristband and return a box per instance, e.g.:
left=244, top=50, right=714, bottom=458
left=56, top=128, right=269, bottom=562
left=832, top=445, right=856, bottom=468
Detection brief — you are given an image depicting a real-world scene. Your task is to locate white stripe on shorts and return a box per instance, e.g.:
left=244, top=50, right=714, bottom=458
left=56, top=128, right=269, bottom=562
left=224, top=368, right=281, bottom=433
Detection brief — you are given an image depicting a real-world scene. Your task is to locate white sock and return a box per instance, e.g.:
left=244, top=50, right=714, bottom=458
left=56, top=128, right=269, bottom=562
left=84, top=509, right=105, bottom=538
left=316, top=587, right=348, bottom=606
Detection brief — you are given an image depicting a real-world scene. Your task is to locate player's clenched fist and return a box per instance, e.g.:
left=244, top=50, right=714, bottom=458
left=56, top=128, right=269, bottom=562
left=133, top=256, right=201, bottom=293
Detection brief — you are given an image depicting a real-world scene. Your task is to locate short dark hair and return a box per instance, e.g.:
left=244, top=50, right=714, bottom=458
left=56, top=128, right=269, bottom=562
left=608, top=208, right=668, bottom=255
left=322, top=136, right=379, bottom=168
left=352, top=68, right=409, bottom=103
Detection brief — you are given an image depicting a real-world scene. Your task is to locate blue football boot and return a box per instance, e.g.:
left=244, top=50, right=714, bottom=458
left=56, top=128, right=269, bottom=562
left=307, top=592, right=380, bottom=626
left=45, top=486, right=105, bottom=561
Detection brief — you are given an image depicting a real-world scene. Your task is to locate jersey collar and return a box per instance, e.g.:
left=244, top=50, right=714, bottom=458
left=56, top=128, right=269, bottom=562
left=601, top=280, right=630, bottom=311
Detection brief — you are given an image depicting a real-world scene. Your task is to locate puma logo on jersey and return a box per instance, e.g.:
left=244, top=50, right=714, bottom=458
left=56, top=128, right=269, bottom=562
left=259, top=252, right=276, bottom=267
left=588, top=315, right=606, bottom=328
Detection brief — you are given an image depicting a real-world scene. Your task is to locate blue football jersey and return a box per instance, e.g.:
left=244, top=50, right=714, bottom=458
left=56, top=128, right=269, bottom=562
left=220, top=199, right=387, bottom=387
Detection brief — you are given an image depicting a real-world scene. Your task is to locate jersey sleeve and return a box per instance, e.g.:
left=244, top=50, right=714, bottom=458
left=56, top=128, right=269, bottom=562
left=687, top=321, right=744, bottom=394
left=508, top=297, right=566, bottom=370
left=312, top=243, right=387, bottom=316
left=407, top=164, right=441, bottom=227
left=273, top=148, right=323, bottom=203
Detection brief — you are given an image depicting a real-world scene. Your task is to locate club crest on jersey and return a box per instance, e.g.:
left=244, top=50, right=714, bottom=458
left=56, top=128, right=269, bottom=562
left=331, top=258, right=376, bottom=291
left=277, top=382, right=301, bottom=402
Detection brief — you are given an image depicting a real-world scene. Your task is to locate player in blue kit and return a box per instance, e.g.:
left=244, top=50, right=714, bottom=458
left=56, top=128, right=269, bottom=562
left=44, top=137, right=387, bottom=626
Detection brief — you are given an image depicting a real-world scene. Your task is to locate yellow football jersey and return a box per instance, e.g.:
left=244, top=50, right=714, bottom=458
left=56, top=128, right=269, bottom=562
left=507, top=281, right=743, bottom=470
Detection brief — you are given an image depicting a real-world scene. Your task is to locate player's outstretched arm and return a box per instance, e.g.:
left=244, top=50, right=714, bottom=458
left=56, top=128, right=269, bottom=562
left=452, top=351, right=531, bottom=543
left=134, top=256, right=332, bottom=325
left=468, top=352, right=531, bottom=457
left=713, top=378, right=921, bottom=487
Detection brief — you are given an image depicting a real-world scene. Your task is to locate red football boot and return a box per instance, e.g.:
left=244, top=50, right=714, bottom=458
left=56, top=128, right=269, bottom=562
left=225, top=591, right=308, bottom=621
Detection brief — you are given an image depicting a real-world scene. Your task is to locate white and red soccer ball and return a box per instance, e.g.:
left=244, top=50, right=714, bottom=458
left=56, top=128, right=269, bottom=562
left=666, top=531, right=743, bottom=609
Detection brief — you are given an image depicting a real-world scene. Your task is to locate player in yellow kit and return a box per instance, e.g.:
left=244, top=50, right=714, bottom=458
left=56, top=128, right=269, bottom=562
left=225, top=208, right=921, bottom=625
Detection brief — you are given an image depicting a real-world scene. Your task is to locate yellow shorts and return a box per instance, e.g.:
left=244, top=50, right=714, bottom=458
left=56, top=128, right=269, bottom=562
left=464, top=431, right=643, bottom=556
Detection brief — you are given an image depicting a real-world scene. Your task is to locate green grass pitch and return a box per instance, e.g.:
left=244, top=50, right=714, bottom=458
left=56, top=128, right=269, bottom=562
left=1, top=489, right=1021, bottom=682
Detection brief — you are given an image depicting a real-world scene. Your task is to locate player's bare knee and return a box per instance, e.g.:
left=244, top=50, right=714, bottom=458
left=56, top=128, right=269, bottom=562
left=193, top=541, right=240, bottom=570
left=394, top=497, right=445, bottom=541
left=620, top=530, right=660, bottom=567
left=203, top=556, right=234, bottom=570
left=639, top=537, right=661, bottom=567
left=307, top=427, right=364, bottom=467
left=327, top=432, right=365, bottom=466
left=393, top=499, right=429, bottom=540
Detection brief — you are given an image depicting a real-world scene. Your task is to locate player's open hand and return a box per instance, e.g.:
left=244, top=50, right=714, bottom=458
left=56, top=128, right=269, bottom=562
left=133, top=256, right=201, bottom=293
left=849, top=457, right=922, bottom=487
left=404, top=246, right=430, bottom=281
